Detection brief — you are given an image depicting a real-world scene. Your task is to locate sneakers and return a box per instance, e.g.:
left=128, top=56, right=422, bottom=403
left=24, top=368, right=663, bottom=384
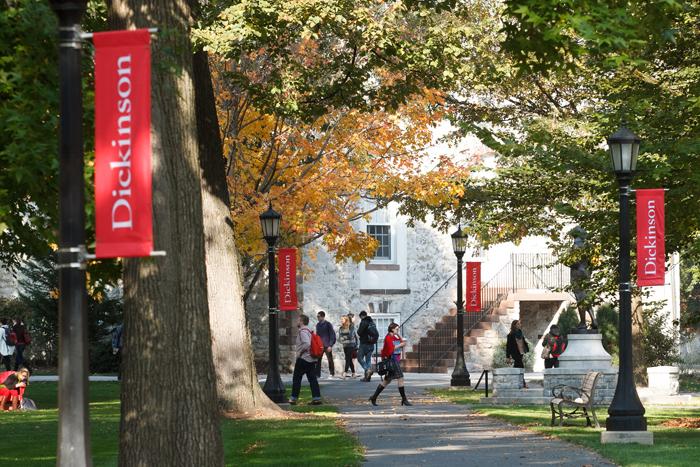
left=288, top=398, right=297, bottom=405
left=310, top=399, right=322, bottom=405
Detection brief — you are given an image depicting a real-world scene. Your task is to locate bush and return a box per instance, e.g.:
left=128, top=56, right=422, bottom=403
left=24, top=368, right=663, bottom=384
left=557, top=306, right=580, bottom=337
left=15, top=256, right=122, bottom=373
left=640, top=303, right=680, bottom=368
left=596, top=304, right=619, bottom=358
left=491, top=339, right=535, bottom=371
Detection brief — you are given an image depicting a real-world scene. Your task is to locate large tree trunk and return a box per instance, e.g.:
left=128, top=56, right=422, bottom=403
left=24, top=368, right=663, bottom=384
left=191, top=49, right=282, bottom=416
left=109, top=1, right=225, bottom=465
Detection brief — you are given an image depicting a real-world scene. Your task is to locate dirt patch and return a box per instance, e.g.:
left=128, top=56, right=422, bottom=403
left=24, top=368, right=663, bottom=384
left=660, top=417, right=700, bottom=429
left=243, top=441, right=266, bottom=454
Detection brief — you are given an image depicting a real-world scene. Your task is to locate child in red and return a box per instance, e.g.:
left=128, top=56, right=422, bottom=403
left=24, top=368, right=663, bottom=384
left=0, top=368, right=29, bottom=411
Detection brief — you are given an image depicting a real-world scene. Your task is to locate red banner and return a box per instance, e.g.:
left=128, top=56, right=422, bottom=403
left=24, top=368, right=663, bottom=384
left=636, top=189, right=665, bottom=286
left=94, top=30, right=152, bottom=258
left=278, top=248, right=298, bottom=311
left=465, top=262, right=481, bottom=312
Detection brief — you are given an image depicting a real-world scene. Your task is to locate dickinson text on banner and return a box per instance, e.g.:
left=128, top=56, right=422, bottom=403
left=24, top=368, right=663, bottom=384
left=278, top=248, right=298, bottom=310
left=636, top=188, right=665, bottom=287
left=465, top=262, right=481, bottom=312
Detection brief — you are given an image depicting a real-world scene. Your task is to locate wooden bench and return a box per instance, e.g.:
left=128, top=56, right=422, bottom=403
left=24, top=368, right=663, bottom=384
left=550, top=371, right=601, bottom=428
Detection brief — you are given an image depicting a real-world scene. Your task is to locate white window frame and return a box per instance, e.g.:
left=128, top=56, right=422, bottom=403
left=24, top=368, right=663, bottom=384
left=367, top=224, right=392, bottom=262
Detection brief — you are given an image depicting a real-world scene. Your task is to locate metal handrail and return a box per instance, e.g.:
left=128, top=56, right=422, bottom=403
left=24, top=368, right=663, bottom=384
left=400, top=270, right=457, bottom=336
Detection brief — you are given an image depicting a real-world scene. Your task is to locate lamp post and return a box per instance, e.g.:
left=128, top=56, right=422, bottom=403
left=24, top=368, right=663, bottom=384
left=49, top=1, right=92, bottom=465
left=450, top=226, right=470, bottom=387
left=605, top=125, right=647, bottom=432
left=260, top=203, right=286, bottom=403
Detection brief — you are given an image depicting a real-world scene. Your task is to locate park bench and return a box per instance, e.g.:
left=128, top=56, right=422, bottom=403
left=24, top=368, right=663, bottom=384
left=550, top=371, right=601, bottom=429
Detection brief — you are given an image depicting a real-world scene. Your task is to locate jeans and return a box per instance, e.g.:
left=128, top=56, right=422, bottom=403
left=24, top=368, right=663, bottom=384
left=358, top=343, right=374, bottom=371
left=14, top=344, right=25, bottom=370
left=315, top=349, right=334, bottom=377
left=291, top=358, right=321, bottom=400
left=1, top=355, right=11, bottom=371
left=544, top=357, right=559, bottom=369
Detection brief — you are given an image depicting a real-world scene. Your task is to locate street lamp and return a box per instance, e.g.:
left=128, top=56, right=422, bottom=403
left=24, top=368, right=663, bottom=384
left=605, top=124, right=647, bottom=433
left=450, top=225, right=470, bottom=387
left=260, top=203, right=286, bottom=403
left=49, top=1, right=92, bottom=465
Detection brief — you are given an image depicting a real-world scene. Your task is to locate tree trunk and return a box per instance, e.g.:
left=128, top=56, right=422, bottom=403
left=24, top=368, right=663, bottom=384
left=191, top=49, right=282, bottom=416
left=108, top=1, right=225, bottom=465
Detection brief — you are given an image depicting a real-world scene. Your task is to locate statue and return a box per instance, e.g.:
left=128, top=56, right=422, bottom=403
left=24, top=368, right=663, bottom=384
left=568, top=227, right=598, bottom=333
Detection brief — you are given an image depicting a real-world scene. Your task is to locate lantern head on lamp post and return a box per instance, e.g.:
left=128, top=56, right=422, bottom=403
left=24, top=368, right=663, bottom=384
left=607, top=125, right=640, bottom=182
left=260, top=202, right=286, bottom=403
left=450, top=225, right=470, bottom=387
left=260, top=202, right=281, bottom=246
left=604, top=124, right=649, bottom=438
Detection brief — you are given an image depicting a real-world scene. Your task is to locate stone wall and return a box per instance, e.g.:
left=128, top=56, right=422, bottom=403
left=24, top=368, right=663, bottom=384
left=0, top=265, right=18, bottom=298
left=544, top=367, right=618, bottom=405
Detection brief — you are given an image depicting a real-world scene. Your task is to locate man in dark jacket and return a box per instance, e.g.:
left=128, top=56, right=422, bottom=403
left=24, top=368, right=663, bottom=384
left=356, top=311, right=378, bottom=381
left=315, top=311, right=336, bottom=378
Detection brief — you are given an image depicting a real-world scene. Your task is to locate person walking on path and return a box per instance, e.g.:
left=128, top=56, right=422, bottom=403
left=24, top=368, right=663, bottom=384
left=541, top=324, right=566, bottom=369
left=111, top=323, right=123, bottom=380
left=356, top=311, right=378, bottom=382
left=11, top=318, right=29, bottom=371
left=315, top=311, right=336, bottom=379
left=289, top=314, right=322, bottom=405
left=0, top=319, right=15, bottom=372
left=338, top=315, right=358, bottom=378
left=347, top=313, right=359, bottom=372
left=369, top=322, right=412, bottom=406
left=506, top=319, right=529, bottom=388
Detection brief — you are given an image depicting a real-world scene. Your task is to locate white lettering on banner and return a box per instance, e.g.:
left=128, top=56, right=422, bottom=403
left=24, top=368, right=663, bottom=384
left=469, top=266, right=478, bottom=308
left=111, top=54, right=133, bottom=230
left=643, top=200, right=657, bottom=276
left=283, top=254, right=292, bottom=303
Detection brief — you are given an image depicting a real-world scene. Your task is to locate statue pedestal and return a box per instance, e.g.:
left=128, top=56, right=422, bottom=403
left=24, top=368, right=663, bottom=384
left=544, top=333, right=618, bottom=405
left=558, top=333, right=612, bottom=369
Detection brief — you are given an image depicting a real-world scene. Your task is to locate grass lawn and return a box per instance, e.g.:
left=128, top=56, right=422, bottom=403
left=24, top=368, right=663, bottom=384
left=430, top=388, right=700, bottom=467
left=0, top=382, right=362, bottom=466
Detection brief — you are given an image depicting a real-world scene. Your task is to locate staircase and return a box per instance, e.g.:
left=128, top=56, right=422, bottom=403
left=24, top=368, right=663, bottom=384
left=401, top=253, right=568, bottom=373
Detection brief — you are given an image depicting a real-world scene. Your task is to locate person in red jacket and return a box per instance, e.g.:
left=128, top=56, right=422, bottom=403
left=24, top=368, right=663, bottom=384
left=368, top=323, right=412, bottom=406
left=0, top=367, right=29, bottom=411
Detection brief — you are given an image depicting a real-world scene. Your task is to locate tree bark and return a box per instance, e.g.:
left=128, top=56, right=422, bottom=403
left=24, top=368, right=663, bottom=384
left=108, top=1, right=225, bottom=465
left=191, top=49, right=282, bottom=416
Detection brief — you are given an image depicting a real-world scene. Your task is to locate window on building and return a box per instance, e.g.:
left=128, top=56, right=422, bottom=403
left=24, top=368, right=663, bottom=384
left=367, top=225, right=391, bottom=260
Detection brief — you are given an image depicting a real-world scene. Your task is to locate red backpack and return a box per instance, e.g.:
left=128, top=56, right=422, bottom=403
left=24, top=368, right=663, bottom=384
left=550, top=335, right=567, bottom=358
left=309, top=331, right=324, bottom=359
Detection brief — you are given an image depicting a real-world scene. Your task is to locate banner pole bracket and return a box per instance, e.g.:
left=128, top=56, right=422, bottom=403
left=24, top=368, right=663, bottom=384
left=80, top=28, right=159, bottom=40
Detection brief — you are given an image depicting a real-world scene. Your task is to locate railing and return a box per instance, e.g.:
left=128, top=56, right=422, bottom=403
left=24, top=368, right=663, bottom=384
left=399, top=270, right=458, bottom=337
left=511, top=253, right=570, bottom=291
left=415, top=261, right=512, bottom=371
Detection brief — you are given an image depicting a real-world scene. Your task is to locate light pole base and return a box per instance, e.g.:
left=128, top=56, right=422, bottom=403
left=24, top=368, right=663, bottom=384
left=606, top=414, right=647, bottom=432
left=263, top=376, right=287, bottom=403
left=450, top=373, right=471, bottom=387
left=601, top=430, right=653, bottom=445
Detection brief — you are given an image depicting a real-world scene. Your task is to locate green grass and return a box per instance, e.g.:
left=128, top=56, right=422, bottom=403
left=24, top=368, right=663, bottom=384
left=0, top=383, right=362, bottom=466
left=430, top=388, right=700, bottom=467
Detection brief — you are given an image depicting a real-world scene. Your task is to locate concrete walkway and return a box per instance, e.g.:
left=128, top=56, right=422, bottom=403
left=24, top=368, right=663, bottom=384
left=314, top=374, right=615, bottom=467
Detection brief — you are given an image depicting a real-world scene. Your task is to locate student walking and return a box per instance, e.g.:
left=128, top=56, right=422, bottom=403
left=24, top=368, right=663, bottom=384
left=315, top=311, right=336, bottom=378
left=369, top=323, right=412, bottom=406
left=541, top=324, right=566, bottom=369
left=11, top=318, right=29, bottom=371
left=338, top=315, right=358, bottom=378
left=356, top=311, right=379, bottom=382
left=506, top=319, right=529, bottom=388
left=0, top=319, right=15, bottom=372
left=289, top=314, right=322, bottom=405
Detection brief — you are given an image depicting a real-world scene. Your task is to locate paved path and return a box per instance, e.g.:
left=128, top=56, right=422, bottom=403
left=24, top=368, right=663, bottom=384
left=314, top=374, right=615, bottom=467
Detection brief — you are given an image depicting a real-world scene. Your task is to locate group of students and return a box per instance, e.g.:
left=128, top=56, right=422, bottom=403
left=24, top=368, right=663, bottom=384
left=289, top=311, right=412, bottom=406
left=505, top=319, right=567, bottom=388
left=0, top=317, right=30, bottom=372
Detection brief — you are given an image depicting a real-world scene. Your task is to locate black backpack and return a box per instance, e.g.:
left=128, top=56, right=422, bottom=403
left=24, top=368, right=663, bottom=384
left=367, top=321, right=379, bottom=344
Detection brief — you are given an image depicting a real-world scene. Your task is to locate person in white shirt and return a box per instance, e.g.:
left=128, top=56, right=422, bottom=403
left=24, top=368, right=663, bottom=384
left=289, top=314, right=322, bottom=405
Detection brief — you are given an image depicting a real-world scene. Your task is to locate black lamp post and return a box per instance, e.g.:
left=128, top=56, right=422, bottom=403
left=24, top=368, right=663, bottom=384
left=49, top=1, right=92, bottom=465
left=260, top=203, right=286, bottom=403
left=606, top=125, right=647, bottom=432
left=450, top=226, right=470, bottom=387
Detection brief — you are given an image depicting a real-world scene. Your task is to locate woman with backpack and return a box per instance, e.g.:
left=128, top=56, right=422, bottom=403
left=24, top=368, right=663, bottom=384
left=338, top=315, right=358, bottom=378
left=368, top=322, right=412, bottom=406
left=541, top=324, right=566, bottom=369
left=0, top=318, right=15, bottom=372
left=506, top=319, right=529, bottom=388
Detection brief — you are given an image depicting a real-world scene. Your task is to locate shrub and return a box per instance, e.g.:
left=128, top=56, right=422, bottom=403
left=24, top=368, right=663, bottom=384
left=640, top=303, right=680, bottom=368
left=596, top=304, right=619, bottom=358
left=491, top=339, right=535, bottom=371
left=557, top=306, right=580, bottom=337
